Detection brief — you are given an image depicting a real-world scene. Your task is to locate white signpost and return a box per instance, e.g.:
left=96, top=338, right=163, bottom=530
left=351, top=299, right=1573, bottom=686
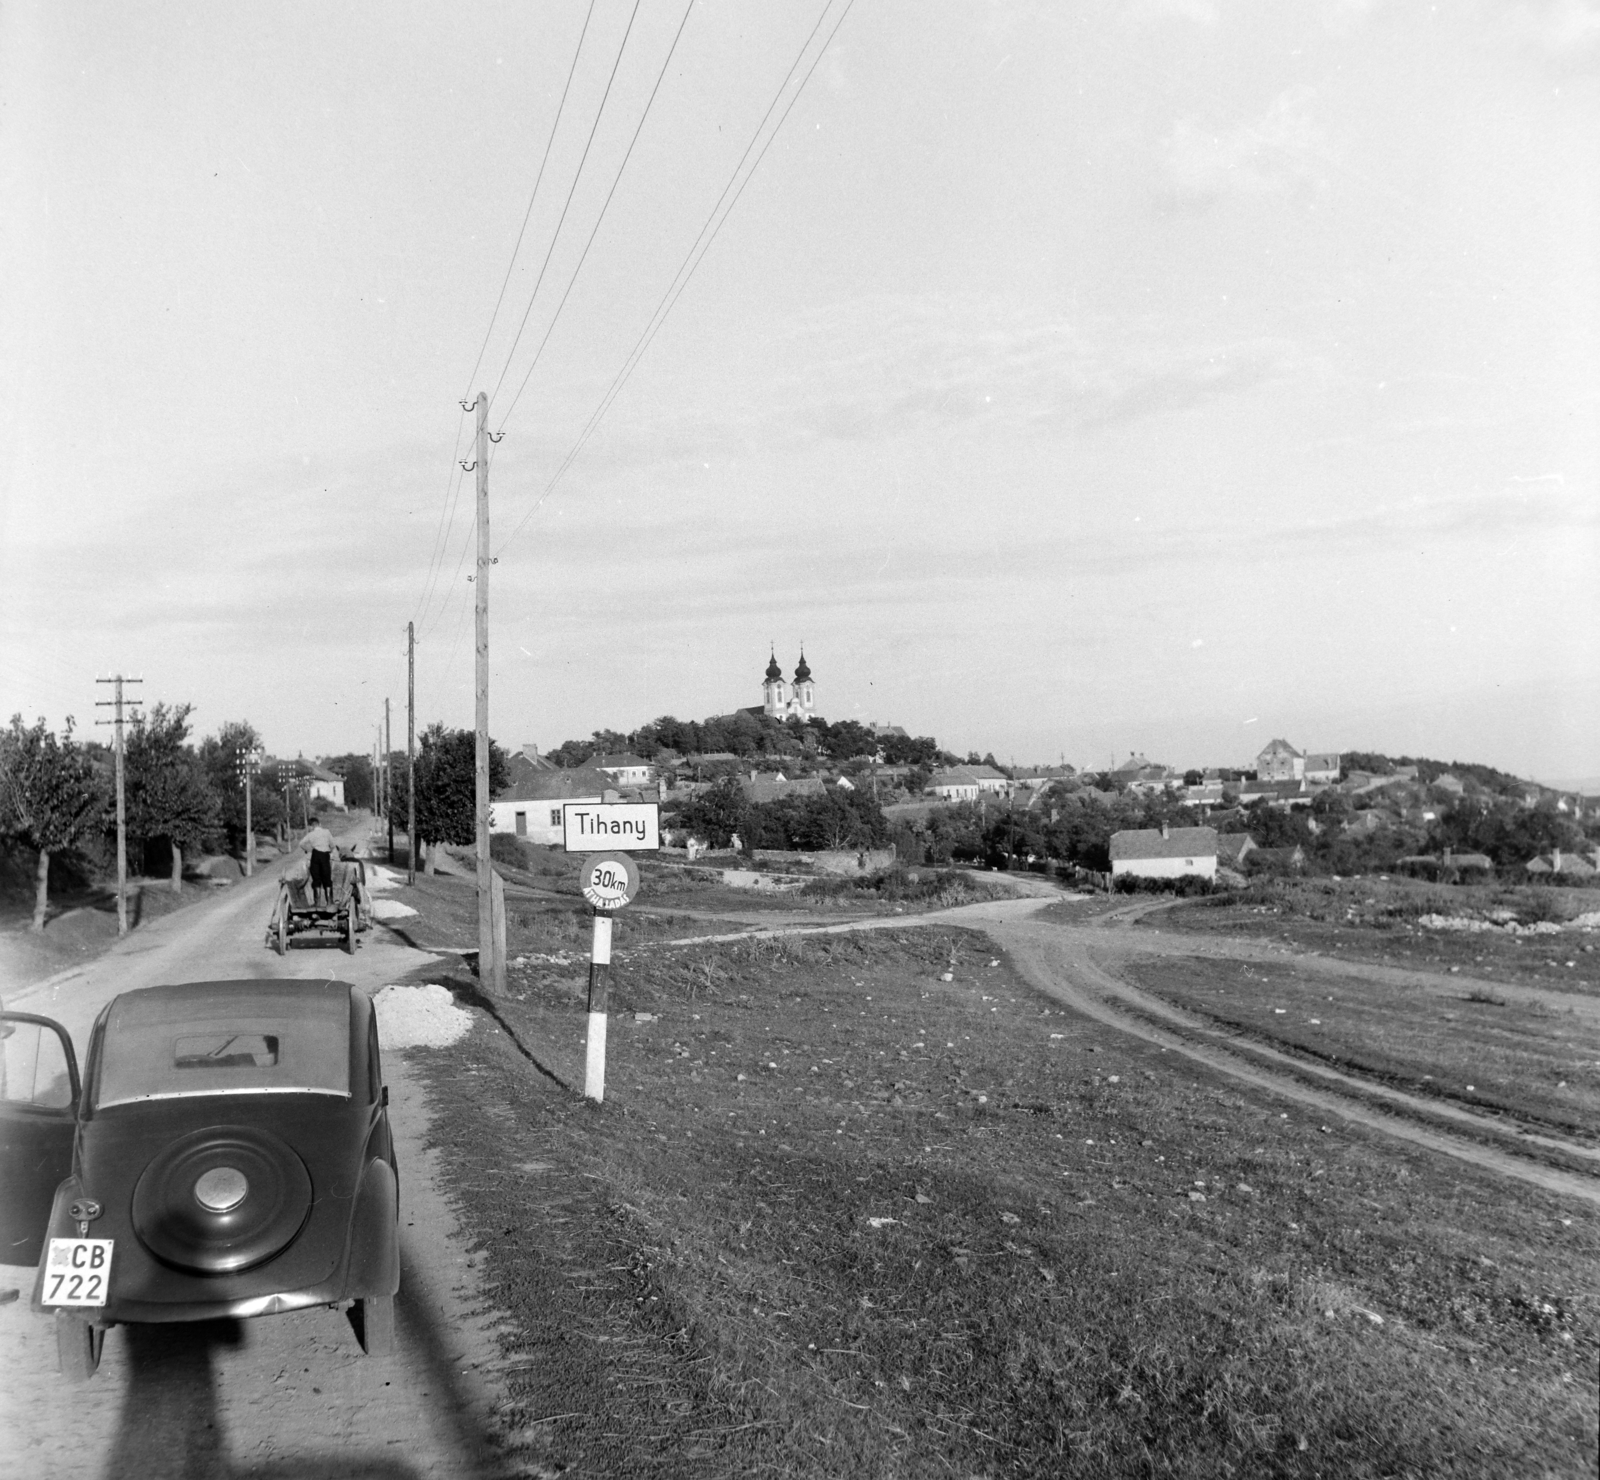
left=563, top=805, right=658, bottom=1102
left=562, top=801, right=659, bottom=852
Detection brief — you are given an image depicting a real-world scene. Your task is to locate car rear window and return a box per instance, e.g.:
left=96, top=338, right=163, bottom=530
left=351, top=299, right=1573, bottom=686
left=95, top=991, right=350, bottom=1108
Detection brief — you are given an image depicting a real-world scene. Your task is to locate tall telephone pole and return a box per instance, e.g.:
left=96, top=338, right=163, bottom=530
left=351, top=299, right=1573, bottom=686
left=385, top=698, right=393, bottom=864
left=471, top=391, right=505, bottom=994
left=95, top=675, right=142, bottom=936
left=406, top=621, right=416, bottom=886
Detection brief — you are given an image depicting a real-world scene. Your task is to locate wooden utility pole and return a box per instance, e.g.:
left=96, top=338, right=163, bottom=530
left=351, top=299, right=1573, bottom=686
left=472, top=390, right=504, bottom=993
left=95, top=675, right=141, bottom=936
left=406, top=621, right=416, bottom=885
left=385, top=698, right=394, bottom=863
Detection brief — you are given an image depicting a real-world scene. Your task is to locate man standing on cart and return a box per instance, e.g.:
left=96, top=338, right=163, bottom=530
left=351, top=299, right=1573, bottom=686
left=299, top=820, right=338, bottom=906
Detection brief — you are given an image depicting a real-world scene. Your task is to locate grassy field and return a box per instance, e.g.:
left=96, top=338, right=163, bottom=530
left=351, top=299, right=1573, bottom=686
left=385, top=872, right=1599, bottom=1478
left=1119, top=952, right=1600, bottom=1143
left=1143, top=878, right=1600, bottom=997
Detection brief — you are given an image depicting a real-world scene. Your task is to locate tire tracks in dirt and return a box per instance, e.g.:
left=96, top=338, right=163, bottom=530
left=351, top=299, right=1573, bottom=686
left=637, top=889, right=1600, bottom=1207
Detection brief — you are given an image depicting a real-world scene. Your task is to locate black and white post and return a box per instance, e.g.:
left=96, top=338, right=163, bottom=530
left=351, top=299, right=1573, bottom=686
left=585, top=910, right=612, bottom=1102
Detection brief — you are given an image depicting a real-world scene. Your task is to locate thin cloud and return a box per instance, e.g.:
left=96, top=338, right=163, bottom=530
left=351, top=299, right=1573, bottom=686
left=1159, top=89, right=1327, bottom=204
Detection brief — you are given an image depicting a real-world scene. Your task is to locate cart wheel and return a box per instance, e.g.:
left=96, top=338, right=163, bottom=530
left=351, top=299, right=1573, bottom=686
left=274, top=899, right=288, bottom=956
left=56, top=1312, right=103, bottom=1383
left=356, top=1295, right=395, bottom=1357
left=345, top=904, right=357, bottom=954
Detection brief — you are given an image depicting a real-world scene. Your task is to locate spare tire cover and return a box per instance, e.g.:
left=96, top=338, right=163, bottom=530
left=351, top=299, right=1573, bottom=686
left=132, top=1124, right=313, bottom=1274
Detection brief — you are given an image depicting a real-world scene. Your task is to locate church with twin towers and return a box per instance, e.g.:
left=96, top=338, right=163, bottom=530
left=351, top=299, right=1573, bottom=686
left=760, top=649, right=816, bottom=721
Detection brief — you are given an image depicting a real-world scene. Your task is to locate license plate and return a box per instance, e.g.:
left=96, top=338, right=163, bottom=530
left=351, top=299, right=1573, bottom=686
left=42, top=1240, right=113, bottom=1307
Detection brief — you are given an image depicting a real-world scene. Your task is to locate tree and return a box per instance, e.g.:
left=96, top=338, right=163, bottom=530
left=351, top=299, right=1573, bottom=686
left=668, top=778, right=748, bottom=849
left=123, top=703, right=221, bottom=891
left=323, top=753, right=375, bottom=811
left=407, top=724, right=509, bottom=870
left=197, top=721, right=268, bottom=854
left=0, top=715, right=105, bottom=930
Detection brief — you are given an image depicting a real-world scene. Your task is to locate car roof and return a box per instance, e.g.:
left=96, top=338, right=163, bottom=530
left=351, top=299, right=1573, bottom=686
left=95, top=979, right=354, bottom=1108
left=103, top=978, right=352, bottom=1028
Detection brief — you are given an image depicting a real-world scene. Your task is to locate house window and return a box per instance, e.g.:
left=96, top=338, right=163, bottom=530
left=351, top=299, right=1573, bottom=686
left=550, top=809, right=562, bottom=826
left=514, top=811, right=527, bottom=836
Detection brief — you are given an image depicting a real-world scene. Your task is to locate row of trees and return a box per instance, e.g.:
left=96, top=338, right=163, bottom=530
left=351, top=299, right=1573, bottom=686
left=548, top=712, right=945, bottom=769
left=667, top=778, right=890, bottom=853
left=0, top=705, right=242, bottom=929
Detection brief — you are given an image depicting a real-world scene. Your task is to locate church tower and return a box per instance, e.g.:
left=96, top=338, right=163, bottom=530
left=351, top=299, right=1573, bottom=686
left=791, top=650, right=815, bottom=717
left=762, top=650, right=787, bottom=716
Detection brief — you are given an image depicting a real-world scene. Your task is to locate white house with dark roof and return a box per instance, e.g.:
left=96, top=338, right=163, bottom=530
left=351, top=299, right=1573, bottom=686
left=1304, top=751, right=1341, bottom=784
left=490, top=767, right=622, bottom=846
left=926, top=767, right=981, bottom=802
left=591, top=752, right=655, bottom=787
left=1109, top=824, right=1219, bottom=881
left=966, top=764, right=1013, bottom=795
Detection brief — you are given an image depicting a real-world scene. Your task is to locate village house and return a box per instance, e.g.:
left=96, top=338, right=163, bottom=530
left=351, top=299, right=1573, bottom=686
left=966, top=764, right=1014, bottom=796
left=1525, top=848, right=1596, bottom=880
left=1108, top=824, right=1219, bottom=882
left=1216, top=833, right=1257, bottom=870
left=591, top=752, right=655, bottom=787
left=926, top=767, right=982, bottom=803
left=1256, top=739, right=1339, bottom=785
left=489, top=767, right=623, bottom=846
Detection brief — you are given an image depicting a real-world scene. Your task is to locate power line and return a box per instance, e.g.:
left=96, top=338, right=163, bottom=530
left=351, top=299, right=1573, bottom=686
left=459, top=0, right=600, bottom=403
left=487, top=0, right=647, bottom=412
left=537, top=0, right=849, bottom=497
left=411, top=406, right=471, bottom=630
left=491, top=0, right=698, bottom=438
left=496, top=0, right=855, bottom=555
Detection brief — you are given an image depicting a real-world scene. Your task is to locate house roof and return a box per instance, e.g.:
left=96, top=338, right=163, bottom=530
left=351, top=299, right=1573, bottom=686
left=966, top=764, right=1010, bottom=782
left=1112, top=752, right=1154, bottom=775
left=1304, top=752, right=1340, bottom=771
left=1258, top=738, right=1303, bottom=759
left=495, top=767, right=617, bottom=803
left=1109, top=826, right=1219, bottom=861
left=592, top=752, right=650, bottom=770
left=1216, top=833, right=1255, bottom=863
left=928, top=768, right=981, bottom=789
left=1527, top=852, right=1596, bottom=875
left=740, top=775, right=824, bottom=804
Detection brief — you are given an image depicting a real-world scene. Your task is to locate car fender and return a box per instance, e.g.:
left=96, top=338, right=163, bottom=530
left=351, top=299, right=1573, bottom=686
left=29, top=1177, right=86, bottom=1314
left=343, top=1158, right=399, bottom=1298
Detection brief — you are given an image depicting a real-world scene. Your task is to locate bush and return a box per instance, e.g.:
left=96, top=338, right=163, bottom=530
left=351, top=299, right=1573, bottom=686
left=490, top=832, right=532, bottom=870
left=1112, top=872, right=1215, bottom=896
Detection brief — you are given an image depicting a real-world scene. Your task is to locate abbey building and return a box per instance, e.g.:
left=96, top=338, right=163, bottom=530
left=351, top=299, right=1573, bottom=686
left=759, top=649, right=817, bottom=721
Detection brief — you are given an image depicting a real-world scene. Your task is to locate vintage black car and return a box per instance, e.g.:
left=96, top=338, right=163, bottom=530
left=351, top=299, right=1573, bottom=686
left=0, top=979, right=399, bottom=1380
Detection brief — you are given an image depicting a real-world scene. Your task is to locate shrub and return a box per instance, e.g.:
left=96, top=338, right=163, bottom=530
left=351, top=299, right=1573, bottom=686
left=490, top=832, right=532, bottom=870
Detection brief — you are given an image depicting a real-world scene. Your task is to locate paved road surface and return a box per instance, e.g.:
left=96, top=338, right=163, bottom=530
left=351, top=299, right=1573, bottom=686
left=0, top=843, right=512, bottom=1480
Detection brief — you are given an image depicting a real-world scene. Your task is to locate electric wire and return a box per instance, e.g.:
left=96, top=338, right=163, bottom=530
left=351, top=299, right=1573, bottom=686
left=487, top=0, right=646, bottom=413
left=410, top=407, right=471, bottom=630
left=495, top=0, right=854, bottom=555
left=529, top=0, right=847, bottom=505
left=490, top=0, right=697, bottom=440
left=458, top=0, right=600, bottom=405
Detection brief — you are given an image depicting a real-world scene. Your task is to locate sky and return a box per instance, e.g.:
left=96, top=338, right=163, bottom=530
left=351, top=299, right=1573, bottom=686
left=2, top=0, right=1597, bottom=784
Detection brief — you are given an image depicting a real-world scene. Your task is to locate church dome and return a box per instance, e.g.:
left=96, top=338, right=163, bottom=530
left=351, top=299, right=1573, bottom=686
left=765, top=650, right=783, bottom=682
left=793, top=651, right=812, bottom=684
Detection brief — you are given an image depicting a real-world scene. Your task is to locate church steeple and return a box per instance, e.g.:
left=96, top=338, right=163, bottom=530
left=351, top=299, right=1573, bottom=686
left=791, top=648, right=814, bottom=716
left=762, top=648, right=787, bottom=716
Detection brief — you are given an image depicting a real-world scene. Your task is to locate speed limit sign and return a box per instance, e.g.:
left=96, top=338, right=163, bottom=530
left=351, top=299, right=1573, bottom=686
left=580, top=852, right=639, bottom=910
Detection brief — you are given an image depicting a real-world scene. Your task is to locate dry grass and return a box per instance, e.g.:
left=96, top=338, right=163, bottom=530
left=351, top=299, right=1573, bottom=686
left=1121, top=954, right=1600, bottom=1141
left=403, top=908, right=1599, bottom=1478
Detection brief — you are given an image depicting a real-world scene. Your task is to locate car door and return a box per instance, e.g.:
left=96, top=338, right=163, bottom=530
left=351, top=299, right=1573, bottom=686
left=0, top=1012, right=81, bottom=1266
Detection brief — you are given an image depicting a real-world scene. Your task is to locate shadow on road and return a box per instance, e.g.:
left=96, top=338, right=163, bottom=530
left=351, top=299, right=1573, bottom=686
left=98, top=1307, right=465, bottom=1480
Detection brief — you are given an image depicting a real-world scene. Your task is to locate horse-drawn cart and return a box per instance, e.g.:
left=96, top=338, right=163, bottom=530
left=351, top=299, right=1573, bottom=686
left=267, top=854, right=371, bottom=955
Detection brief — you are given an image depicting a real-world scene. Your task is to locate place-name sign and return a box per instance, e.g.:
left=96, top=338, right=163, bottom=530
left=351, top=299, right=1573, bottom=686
left=562, top=801, right=660, bottom=852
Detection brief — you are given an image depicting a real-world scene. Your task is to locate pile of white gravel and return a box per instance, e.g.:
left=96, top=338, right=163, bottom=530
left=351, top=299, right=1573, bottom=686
left=370, top=897, right=419, bottom=921
left=373, top=983, right=473, bottom=1050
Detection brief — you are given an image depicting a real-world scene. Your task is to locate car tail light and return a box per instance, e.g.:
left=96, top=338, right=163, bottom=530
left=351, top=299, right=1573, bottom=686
left=132, top=1126, right=312, bottom=1274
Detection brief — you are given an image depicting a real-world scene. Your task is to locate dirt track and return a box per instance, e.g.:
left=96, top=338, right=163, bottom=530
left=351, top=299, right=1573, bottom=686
left=636, top=881, right=1600, bottom=1210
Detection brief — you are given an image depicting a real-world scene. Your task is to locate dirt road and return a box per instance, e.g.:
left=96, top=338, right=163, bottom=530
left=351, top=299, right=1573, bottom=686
left=633, top=882, right=1600, bottom=1209
left=0, top=844, right=513, bottom=1480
